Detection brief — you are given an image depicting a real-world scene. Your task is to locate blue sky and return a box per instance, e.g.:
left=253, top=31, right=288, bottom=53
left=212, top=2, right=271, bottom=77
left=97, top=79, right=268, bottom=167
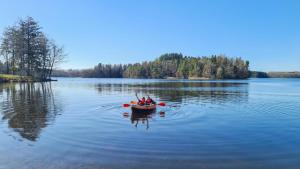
left=0, top=0, right=300, bottom=71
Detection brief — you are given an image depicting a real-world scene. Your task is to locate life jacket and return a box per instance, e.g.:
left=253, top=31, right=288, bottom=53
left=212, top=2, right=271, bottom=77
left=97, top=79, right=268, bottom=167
left=146, top=98, right=152, bottom=104
left=138, top=99, right=145, bottom=105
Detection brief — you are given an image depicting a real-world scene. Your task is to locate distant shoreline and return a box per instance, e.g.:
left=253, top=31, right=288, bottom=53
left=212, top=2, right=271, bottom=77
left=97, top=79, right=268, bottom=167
left=2, top=72, right=300, bottom=83
left=249, top=71, right=300, bottom=78
left=51, top=75, right=300, bottom=80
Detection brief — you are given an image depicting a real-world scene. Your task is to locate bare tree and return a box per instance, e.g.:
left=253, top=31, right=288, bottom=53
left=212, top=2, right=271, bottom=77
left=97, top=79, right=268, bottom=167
left=47, top=41, right=65, bottom=79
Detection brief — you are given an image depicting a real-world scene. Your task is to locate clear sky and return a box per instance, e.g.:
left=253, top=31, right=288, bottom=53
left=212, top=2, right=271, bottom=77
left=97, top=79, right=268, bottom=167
left=0, top=0, right=299, bottom=71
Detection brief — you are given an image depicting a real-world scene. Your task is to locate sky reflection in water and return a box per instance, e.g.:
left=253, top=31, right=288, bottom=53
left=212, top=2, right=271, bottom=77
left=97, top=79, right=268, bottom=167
left=1, top=78, right=300, bottom=169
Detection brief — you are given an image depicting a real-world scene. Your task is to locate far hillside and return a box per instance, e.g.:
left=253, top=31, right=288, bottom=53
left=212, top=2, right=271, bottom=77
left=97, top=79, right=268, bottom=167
left=53, top=53, right=249, bottom=79
left=267, top=72, right=300, bottom=78
left=249, top=71, right=300, bottom=78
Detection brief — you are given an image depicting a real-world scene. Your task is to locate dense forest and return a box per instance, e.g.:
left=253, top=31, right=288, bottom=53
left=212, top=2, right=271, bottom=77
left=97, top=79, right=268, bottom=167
left=53, top=53, right=250, bottom=79
left=0, top=17, right=65, bottom=80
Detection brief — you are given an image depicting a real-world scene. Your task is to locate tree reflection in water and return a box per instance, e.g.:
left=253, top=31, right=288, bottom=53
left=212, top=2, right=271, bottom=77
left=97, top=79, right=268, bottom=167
left=95, top=81, right=249, bottom=104
left=0, top=82, right=62, bottom=141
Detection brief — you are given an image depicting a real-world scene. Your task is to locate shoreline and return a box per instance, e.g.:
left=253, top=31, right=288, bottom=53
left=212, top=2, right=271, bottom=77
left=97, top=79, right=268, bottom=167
left=0, top=74, right=57, bottom=83
left=0, top=79, right=57, bottom=83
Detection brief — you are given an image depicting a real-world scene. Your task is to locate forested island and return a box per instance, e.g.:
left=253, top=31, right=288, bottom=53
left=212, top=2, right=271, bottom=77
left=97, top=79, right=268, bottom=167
left=52, top=54, right=300, bottom=79
left=0, top=17, right=64, bottom=82
left=53, top=53, right=250, bottom=79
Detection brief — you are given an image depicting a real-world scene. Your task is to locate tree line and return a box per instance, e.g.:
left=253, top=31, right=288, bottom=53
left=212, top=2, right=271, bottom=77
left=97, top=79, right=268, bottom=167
left=0, top=17, right=65, bottom=80
left=53, top=53, right=249, bottom=79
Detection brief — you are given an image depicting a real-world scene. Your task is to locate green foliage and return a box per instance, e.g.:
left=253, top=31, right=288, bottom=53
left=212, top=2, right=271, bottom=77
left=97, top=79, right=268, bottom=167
left=53, top=53, right=249, bottom=79
left=158, top=53, right=183, bottom=62
left=248, top=71, right=268, bottom=78
left=123, top=53, right=250, bottom=79
left=0, top=17, right=65, bottom=80
left=216, top=66, right=225, bottom=79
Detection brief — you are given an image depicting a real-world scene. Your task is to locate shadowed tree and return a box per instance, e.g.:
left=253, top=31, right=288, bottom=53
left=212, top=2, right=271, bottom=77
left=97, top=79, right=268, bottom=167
left=0, top=17, right=65, bottom=80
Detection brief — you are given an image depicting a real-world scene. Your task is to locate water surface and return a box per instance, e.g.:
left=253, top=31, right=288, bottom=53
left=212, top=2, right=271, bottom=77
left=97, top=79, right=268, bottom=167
left=1, top=78, right=300, bottom=169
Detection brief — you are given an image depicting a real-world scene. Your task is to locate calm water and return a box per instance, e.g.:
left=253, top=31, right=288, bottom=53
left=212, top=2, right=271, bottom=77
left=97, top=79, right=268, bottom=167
left=1, top=78, right=300, bottom=169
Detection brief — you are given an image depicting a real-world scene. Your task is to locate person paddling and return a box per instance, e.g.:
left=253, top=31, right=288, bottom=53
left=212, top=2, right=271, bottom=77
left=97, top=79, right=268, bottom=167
left=136, top=94, right=146, bottom=105
left=146, top=96, right=156, bottom=105
left=139, top=97, right=146, bottom=105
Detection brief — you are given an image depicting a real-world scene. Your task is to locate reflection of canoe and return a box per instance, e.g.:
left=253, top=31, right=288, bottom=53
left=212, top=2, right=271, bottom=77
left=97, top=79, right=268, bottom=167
left=131, top=104, right=156, bottom=113
left=130, top=110, right=154, bottom=129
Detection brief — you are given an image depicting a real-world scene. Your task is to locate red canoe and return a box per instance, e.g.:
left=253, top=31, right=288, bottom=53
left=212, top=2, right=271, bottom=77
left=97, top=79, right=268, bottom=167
left=131, top=104, right=156, bottom=113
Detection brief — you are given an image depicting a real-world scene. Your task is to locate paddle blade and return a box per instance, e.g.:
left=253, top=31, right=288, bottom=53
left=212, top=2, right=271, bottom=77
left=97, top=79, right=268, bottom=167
left=123, top=104, right=130, bottom=107
left=158, top=102, right=166, bottom=106
left=159, top=111, right=165, bottom=117
left=130, top=101, right=137, bottom=104
left=123, top=112, right=129, bottom=117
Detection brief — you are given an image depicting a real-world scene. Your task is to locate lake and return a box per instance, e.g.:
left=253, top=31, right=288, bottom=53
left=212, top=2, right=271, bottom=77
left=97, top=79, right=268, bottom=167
left=1, top=78, right=300, bottom=169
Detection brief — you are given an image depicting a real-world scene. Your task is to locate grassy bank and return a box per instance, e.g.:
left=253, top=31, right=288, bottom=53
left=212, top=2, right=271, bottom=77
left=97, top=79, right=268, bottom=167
left=0, top=74, right=34, bottom=83
left=0, top=74, right=57, bottom=83
left=0, top=74, right=58, bottom=83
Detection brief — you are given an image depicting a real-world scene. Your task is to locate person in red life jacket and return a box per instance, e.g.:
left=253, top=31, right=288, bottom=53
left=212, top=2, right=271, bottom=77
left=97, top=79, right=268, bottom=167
left=138, top=97, right=146, bottom=105
left=146, top=96, right=156, bottom=105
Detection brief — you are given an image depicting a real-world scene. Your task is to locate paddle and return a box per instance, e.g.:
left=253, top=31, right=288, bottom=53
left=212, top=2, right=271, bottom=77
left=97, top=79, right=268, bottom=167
left=123, top=103, right=130, bottom=107
left=135, top=93, right=140, bottom=100
left=157, top=102, right=166, bottom=106
left=123, top=94, right=166, bottom=107
left=123, top=101, right=166, bottom=107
